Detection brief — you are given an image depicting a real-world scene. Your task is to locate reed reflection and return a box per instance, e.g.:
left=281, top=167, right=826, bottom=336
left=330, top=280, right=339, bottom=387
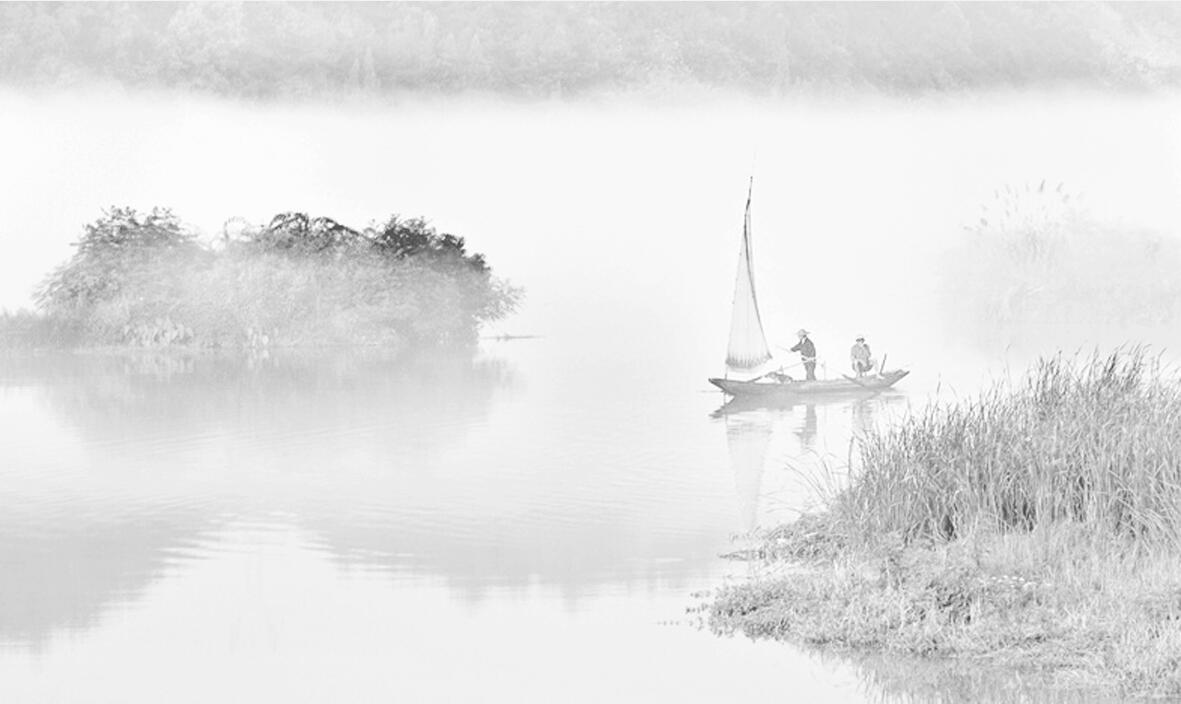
left=852, top=653, right=1116, bottom=704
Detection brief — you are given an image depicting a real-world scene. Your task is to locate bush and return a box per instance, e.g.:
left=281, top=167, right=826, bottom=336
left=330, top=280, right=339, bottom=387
left=36, top=207, right=204, bottom=314
left=33, top=207, right=520, bottom=348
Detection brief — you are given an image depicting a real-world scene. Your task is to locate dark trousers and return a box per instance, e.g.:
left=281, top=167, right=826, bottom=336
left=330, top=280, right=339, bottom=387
left=804, top=361, right=816, bottom=381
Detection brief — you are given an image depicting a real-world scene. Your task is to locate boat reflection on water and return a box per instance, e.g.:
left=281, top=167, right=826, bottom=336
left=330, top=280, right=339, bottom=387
left=712, top=391, right=907, bottom=531
left=710, top=389, right=906, bottom=420
left=797, top=403, right=818, bottom=449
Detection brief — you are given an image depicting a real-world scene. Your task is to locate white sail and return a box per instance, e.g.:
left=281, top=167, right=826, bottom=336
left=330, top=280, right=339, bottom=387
left=725, top=182, right=773, bottom=373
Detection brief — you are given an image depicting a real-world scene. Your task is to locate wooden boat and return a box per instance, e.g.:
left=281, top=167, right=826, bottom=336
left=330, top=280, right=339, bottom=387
left=709, top=369, right=910, bottom=398
left=710, top=384, right=907, bottom=418
left=709, top=178, right=908, bottom=399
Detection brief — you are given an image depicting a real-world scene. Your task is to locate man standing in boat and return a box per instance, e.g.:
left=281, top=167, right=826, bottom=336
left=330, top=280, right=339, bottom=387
left=790, top=329, right=817, bottom=381
left=850, top=336, right=874, bottom=377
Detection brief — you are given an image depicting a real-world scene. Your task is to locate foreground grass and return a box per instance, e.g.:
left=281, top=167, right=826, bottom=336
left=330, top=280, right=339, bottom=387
left=709, top=351, right=1181, bottom=699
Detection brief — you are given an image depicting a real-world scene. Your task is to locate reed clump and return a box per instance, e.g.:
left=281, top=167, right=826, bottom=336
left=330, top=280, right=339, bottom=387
left=845, top=349, right=1181, bottom=545
left=709, top=350, right=1181, bottom=699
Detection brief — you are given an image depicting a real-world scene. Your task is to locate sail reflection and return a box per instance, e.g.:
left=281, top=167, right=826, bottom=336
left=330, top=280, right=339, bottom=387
left=714, top=392, right=906, bottom=530
left=722, top=412, right=775, bottom=532
left=797, top=404, right=818, bottom=449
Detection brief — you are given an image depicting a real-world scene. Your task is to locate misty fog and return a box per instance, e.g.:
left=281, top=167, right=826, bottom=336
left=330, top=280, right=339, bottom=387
left=4, top=87, right=1181, bottom=371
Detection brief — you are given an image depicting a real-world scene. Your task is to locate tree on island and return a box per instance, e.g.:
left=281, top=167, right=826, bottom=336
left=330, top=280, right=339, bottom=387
left=34, top=207, right=520, bottom=349
left=37, top=207, right=202, bottom=314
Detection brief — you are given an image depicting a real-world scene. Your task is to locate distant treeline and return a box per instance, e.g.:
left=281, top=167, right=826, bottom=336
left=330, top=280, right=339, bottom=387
left=9, top=207, right=520, bottom=350
left=2, top=3, right=1181, bottom=97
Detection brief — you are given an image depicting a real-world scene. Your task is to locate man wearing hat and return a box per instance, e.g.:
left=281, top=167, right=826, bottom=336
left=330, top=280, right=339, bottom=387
left=789, top=329, right=817, bottom=381
left=850, top=336, right=874, bottom=377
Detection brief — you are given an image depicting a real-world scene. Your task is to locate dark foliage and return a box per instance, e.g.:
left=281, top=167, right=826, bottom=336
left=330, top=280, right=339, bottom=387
left=30, top=207, right=519, bottom=348
left=246, top=213, right=366, bottom=255
left=369, top=215, right=486, bottom=271
left=242, top=211, right=487, bottom=271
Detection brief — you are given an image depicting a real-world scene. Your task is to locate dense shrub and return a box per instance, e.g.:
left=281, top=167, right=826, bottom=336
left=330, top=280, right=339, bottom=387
left=36, top=207, right=204, bottom=314
left=30, top=207, right=520, bottom=349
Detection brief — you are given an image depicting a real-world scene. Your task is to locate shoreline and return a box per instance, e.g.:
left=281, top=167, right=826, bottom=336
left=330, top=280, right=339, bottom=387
left=707, top=517, right=1181, bottom=699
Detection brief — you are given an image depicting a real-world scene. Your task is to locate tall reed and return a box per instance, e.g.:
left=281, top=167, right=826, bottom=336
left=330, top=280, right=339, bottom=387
left=839, top=349, right=1181, bottom=548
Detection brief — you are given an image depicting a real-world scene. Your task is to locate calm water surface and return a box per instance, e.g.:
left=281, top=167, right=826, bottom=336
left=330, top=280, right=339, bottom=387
left=0, top=340, right=1128, bottom=703
left=0, top=346, right=898, bottom=703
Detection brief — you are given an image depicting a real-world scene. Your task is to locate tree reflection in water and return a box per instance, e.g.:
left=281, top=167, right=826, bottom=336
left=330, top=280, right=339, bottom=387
left=0, top=349, right=510, bottom=648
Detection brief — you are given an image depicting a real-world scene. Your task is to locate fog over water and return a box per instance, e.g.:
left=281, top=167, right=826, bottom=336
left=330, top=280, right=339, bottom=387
left=2, top=86, right=1180, bottom=701
left=4, top=88, right=1181, bottom=357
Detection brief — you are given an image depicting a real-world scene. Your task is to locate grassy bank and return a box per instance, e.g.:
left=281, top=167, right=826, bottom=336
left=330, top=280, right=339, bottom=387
left=2, top=208, right=519, bottom=351
left=709, top=351, right=1181, bottom=699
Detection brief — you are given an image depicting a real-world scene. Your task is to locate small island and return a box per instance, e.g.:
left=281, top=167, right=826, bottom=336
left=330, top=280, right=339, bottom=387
left=707, top=350, right=1181, bottom=699
left=1, top=207, right=520, bottom=351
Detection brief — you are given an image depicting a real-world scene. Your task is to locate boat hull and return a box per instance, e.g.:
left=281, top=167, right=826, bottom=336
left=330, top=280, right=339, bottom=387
left=708, top=370, right=910, bottom=397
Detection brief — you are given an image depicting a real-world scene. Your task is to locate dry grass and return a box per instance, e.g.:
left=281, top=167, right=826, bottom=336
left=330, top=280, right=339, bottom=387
left=712, top=529, right=1181, bottom=698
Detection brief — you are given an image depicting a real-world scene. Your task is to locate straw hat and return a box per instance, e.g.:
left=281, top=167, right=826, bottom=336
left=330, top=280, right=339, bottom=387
left=797, top=329, right=810, bottom=337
